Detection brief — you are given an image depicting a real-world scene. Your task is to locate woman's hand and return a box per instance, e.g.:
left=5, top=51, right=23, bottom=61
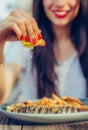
left=0, top=10, right=43, bottom=44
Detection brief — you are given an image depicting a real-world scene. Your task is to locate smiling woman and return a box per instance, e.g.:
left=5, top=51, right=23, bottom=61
left=42, top=0, right=80, bottom=26
left=0, top=0, right=88, bottom=104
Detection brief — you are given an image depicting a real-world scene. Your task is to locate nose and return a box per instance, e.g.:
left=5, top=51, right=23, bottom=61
left=55, top=0, right=67, bottom=7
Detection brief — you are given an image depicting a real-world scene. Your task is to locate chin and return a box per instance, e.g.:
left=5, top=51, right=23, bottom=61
left=52, top=20, right=70, bottom=27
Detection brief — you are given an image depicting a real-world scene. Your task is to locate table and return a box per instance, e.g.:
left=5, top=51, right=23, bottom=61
left=0, top=113, right=88, bottom=130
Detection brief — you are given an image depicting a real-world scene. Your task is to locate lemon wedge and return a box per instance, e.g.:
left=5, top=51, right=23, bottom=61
left=21, top=39, right=45, bottom=49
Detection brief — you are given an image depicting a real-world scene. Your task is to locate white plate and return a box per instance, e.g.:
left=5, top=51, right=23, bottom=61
left=0, top=99, right=88, bottom=124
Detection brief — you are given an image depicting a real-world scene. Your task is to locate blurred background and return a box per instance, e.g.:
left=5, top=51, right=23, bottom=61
left=0, top=0, right=33, bottom=21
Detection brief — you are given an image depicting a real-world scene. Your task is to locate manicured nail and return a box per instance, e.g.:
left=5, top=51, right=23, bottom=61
left=19, top=35, right=23, bottom=40
left=38, top=33, right=42, bottom=40
left=32, top=38, right=37, bottom=44
left=25, top=36, right=30, bottom=42
left=40, top=41, right=46, bottom=46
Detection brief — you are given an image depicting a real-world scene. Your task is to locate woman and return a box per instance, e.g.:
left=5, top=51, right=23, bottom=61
left=0, top=0, right=88, bottom=104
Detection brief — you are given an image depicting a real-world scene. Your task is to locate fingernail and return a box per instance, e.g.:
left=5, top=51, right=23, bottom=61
left=25, top=36, right=30, bottom=42
left=38, top=33, right=42, bottom=40
left=32, top=38, right=37, bottom=44
left=19, top=35, right=23, bottom=40
left=40, top=41, right=46, bottom=46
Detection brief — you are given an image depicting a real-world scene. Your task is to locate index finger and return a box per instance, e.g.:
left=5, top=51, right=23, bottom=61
left=31, top=18, right=42, bottom=39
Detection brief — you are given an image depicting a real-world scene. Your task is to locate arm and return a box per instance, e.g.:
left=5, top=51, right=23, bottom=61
left=0, top=9, right=43, bottom=103
left=0, top=41, right=4, bottom=64
left=0, top=63, right=21, bottom=104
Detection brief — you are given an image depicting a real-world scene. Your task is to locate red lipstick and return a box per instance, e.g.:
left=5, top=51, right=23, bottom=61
left=53, top=10, right=69, bottom=19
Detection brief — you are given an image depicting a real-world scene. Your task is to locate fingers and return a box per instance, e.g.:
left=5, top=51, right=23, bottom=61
left=10, top=10, right=44, bottom=45
left=17, top=17, right=45, bottom=46
left=8, top=16, right=28, bottom=41
left=18, top=23, right=28, bottom=41
left=3, top=10, right=46, bottom=46
left=26, top=19, right=37, bottom=44
left=10, top=22, right=22, bottom=40
left=26, top=18, right=42, bottom=43
left=0, top=19, right=22, bottom=41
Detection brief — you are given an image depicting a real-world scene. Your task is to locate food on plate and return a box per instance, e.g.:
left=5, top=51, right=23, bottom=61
left=76, top=106, right=88, bottom=112
left=6, top=94, right=88, bottom=114
left=7, top=104, right=77, bottom=114
left=61, top=96, right=83, bottom=106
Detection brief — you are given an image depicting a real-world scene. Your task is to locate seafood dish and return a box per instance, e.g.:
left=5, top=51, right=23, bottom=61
left=6, top=94, right=88, bottom=114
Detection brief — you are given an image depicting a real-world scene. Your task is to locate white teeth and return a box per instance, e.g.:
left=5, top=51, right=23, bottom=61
left=55, top=11, right=67, bottom=15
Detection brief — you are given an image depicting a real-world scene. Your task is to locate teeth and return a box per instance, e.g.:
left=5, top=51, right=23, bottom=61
left=55, top=11, right=67, bottom=15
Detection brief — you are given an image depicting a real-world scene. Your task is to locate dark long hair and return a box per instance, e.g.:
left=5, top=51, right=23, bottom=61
left=32, top=0, right=88, bottom=98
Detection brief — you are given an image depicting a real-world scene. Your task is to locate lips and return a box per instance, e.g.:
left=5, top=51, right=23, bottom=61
left=53, top=10, right=70, bottom=19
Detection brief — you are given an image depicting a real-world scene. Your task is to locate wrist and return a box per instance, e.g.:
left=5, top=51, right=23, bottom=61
left=0, top=39, right=5, bottom=45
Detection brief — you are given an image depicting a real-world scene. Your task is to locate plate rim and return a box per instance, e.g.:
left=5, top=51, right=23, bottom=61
left=0, top=98, right=88, bottom=123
